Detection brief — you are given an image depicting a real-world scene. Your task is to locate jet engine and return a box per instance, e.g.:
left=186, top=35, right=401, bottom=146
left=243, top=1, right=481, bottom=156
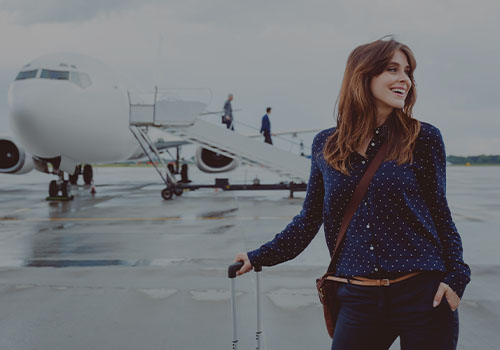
left=0, top=136, right=34, bottom=174
left=195, top=147, right=239, bottom=173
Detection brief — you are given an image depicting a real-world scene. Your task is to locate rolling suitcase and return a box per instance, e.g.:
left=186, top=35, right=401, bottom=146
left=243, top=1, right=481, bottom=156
left=228, top=262, right=263, bottom=350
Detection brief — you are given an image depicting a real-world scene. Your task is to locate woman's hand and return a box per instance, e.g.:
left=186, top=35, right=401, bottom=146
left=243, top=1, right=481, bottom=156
left=234, top=252, right=253, bottom=276
left=433, top=282, right=460, bottom=311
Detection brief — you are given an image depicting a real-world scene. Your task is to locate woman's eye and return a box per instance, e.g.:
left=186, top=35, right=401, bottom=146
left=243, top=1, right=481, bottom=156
left=388, top=67, right=397, bottom=72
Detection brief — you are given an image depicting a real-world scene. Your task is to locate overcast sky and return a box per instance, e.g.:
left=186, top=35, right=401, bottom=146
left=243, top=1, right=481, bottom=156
left=0, top=0, right=499, bottom=156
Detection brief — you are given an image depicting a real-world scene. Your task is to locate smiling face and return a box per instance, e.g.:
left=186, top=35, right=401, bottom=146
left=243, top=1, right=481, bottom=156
left=370, top=50, right=412, bottom=118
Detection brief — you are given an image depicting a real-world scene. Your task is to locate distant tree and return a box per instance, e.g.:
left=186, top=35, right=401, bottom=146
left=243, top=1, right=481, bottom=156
left=447, top=155, right=500, bottom=164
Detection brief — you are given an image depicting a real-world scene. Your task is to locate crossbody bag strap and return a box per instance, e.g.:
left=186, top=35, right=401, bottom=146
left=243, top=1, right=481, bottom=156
left=326, top=142, right=389, bottom=274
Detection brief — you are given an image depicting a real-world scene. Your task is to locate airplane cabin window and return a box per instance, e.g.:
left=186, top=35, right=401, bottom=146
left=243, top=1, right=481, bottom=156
left=40, top=69, right=69, bottom=80
left=15, top=69, right=38, bottom=80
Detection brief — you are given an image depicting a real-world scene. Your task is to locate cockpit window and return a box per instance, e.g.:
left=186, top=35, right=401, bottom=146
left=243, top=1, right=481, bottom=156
left=78, top=73, right=91, bottom=88
left=16, top=68, right=92, bottom=88
left=69, top=72, right=92, bottom=88
left=40, top=69, right=69, bottom=80
left=69, top=72, right=81, bottom=86
left=15, top=70, right=38, bottom=80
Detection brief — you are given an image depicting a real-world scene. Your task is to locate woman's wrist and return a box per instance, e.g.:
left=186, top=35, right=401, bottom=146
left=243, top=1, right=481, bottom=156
left=443, top=272, right=469, bottom=299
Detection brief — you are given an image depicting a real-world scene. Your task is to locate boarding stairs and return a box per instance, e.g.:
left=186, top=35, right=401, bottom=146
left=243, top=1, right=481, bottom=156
left=128, top=88, right=310, bottom=184
left=129, top=125, right=177, bottom=186
left=165, top=120, right=310, bottom=181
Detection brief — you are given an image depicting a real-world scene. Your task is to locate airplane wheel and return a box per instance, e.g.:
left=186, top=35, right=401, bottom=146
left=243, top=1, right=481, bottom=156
left=49, top=180, right=58, bottom=197
left=161, top=189, right=173, bottom=200
left=69, top=172, right=78, bottom=185
left=181, top=164, right=190, bottom=183
left=61, top=181, right=71, bottom=197
left=70, top=165, right=81, bottom=185
left=167, top=163, right=176, bottom=175
left=83, top=165, right=93, bottom=185
left=174, top=188, right=183, bottom=196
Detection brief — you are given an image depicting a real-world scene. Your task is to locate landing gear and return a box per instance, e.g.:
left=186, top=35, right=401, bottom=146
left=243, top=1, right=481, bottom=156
left=161, top=186, right=184, bottom=200
left=69, top=173, right=78, bottom=185
left=49, top=180, right=59, bottom=197
left=161, top=188, right=173, bottom=200
left=167, top=163, right=176, bottom=176
left=158, top=162, right=190, bottom=200
left=68, top=164, right=92, bottom=186
left=83, top=165, right=93, bottom=185
left=61, top=181, right=71, bottom=197
left=69, top=165, right=81, bottom=185
left=180, top=163, right=190, bottom=183
left=47, top=171, right=73, bottom=200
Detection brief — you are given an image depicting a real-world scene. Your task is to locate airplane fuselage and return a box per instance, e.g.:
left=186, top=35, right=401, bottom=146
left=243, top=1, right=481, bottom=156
left=8, top=53, right=138, bottom=171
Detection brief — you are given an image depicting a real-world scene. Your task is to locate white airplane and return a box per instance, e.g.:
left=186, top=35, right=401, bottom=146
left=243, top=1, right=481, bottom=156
left=2, top=53, right=314, bottom=200
left=1, top=53, right=242, bottom=197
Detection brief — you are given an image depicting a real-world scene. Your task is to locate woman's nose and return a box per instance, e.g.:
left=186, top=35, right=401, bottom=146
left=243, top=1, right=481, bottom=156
left=400, top=72, right=411, bottom=86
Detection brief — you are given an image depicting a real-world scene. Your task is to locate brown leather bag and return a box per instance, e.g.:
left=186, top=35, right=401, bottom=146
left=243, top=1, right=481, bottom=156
left=316, top=142, right=388, bottom=338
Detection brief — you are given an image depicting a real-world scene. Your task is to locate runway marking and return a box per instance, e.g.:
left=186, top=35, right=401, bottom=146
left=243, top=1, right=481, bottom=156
left=0, top=215, right=292, bottom=223
left=12, top=208, right=31, bottom=214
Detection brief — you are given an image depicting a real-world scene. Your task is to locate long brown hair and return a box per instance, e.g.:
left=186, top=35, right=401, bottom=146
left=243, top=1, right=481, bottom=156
left=323, top=37, right=421, bottom=175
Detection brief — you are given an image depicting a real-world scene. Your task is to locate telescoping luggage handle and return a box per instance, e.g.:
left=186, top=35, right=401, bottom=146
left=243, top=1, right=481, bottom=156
left=228, top=262, right=263, bottom=350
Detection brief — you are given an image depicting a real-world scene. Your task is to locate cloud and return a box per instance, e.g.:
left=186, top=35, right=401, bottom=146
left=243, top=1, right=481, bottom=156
left=0, top=0, right=150, bottom=24
left=0, top=0, right=499, bottom=154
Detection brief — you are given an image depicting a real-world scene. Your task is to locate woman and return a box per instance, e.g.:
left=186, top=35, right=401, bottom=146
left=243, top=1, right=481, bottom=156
left=234, top=37, right=470, bottom=349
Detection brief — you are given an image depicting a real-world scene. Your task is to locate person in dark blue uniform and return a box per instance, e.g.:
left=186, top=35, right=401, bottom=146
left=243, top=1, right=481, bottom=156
left=234, top=37, right=470, bottom=350
left=223, top=93, right=234, bottom=130
left=260, top=107, right=272, bottom=144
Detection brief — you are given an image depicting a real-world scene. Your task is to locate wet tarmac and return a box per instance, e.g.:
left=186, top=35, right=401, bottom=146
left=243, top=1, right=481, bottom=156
left=1, top=166, right=499, bottom=349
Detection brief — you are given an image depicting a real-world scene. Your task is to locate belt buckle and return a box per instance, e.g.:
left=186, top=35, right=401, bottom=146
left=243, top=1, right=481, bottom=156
left=381, top=278, right=390, bottom=286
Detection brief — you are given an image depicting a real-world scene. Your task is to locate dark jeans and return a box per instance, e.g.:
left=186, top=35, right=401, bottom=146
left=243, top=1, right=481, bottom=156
left=225, top=120, right=234, bottom=130
left=263, top=131, right=273, bottom=145
left=331, top=272, right=459, bottom=350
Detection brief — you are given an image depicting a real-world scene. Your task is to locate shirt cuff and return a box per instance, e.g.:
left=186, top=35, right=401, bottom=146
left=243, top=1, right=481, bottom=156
left=443, top=272, right=470, bottom=299
left=247, top=249, right=261, bottom=268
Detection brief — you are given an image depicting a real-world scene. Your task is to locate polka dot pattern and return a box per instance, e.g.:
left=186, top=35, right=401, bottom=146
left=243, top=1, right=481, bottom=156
left=247, top=121, right=471, bottom=298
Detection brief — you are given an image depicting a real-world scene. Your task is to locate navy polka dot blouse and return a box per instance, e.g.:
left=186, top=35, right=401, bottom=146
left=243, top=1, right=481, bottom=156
left=247, top=120, right=471, bottom=298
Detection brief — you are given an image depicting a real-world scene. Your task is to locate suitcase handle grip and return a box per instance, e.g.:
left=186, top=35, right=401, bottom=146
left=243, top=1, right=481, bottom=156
left=228, top=262, right=244, bottom=278
left=228, top=261, right=262, bottom=278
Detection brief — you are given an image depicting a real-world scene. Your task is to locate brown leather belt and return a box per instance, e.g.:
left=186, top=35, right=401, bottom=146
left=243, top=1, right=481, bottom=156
left=326, top=271, right=421, bottom=287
